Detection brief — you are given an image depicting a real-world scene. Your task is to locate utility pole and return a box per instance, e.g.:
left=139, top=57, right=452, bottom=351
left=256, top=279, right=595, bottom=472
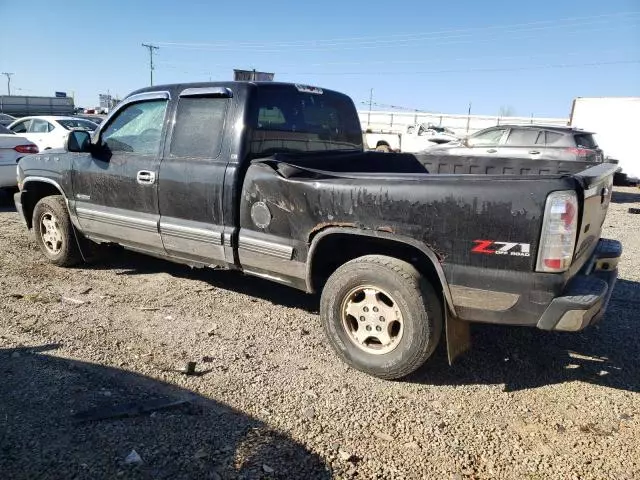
left=367, top=88, right=373, bottom=128
left=466, top=102, right=472, bottom=134
left=141, top=43, right=159, bottom=86
left=1, top=72, right=14, bottom=95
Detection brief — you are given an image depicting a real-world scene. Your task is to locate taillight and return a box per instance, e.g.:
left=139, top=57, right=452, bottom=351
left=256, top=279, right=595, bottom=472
left=14, top=144, right=39, bottom=154
left=536, top=191, right=578, bottom=273
left=566, top=147, right=591, bottom=158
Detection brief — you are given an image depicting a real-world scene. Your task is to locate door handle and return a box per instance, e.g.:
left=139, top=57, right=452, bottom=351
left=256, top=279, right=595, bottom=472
left=136, top=170, right=156, bottom=185
left=486, top=149, right=497, bottom=153
left=529, top=150, right=541, bottom=154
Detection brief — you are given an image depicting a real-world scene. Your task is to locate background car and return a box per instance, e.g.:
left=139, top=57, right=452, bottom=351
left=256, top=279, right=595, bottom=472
left=0, top=124, right=39, bottom=190
left=75, top=114, right=105, bottom=125
left=8, top=116, right=98, bottom=151
left=431, top=124, right=604, bottom=162
left=407, top=122, right=456, bottom=137
left=0, top=113, right=17, bottom=127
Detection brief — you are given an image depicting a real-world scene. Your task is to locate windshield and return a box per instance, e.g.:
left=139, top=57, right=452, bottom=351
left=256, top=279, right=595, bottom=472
left=248, top=85, right=363, bottom=157
left=0, top=125, right=14, bottom=135
left=57, top=119, right=98, bottom=131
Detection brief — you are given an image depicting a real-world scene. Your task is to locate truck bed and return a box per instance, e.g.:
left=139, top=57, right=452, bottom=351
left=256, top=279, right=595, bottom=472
left=255, top=150, right=604, bottom=178
left=417, top=153, right=605, bottom=176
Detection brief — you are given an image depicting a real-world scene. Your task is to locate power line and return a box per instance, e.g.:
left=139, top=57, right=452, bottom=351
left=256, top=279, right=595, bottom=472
left=153, top=12, right=640, bottom=51
left=1, top=72, right=14, bottom=96
left=150, top=22, right=639, bottom=54
left=141, top=43, right=160, bottom=86
left=153, top=58, right=639, bottom=79
left=155, top=47, right=627, bottom=71
left=277, top=59, right=640, bottom=76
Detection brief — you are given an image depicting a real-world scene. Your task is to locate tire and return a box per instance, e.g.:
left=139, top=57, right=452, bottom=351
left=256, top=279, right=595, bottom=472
left=32, top=195, right=82, bottom=267
left=321, top=255, right=443, bottom=380
left=375, top=144, right=391, bottom=153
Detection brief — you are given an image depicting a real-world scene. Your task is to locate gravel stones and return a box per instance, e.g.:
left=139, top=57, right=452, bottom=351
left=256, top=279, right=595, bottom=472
left=0, top=188, right=639, bottom=479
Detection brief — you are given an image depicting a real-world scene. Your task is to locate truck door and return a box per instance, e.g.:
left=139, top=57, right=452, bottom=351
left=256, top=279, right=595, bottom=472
left=72, top=92, right=169, bottom=253
left=157, top=87, right=232, bottom=265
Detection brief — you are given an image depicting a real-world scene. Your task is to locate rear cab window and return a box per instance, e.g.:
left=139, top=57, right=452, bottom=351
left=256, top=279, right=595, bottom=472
left=248, top=84, right=363, bottom=158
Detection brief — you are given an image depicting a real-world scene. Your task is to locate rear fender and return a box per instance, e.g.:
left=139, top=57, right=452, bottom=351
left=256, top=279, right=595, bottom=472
left=306, top=227, right=458, bottom=317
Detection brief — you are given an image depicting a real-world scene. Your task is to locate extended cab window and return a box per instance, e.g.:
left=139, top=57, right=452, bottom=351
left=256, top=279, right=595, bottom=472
left=170, top=97, right=227, bottom=158
left=248, top=85, right=362, bottom=157
left=101, top=100, right=167, bottom=155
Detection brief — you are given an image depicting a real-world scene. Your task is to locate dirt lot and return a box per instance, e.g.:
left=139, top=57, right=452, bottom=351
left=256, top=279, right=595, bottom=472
left=1, top=188, right=639, bottom=480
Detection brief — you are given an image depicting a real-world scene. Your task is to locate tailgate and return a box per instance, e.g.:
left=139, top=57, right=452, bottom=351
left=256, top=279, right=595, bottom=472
left=572, top=163, right=616, bottom=266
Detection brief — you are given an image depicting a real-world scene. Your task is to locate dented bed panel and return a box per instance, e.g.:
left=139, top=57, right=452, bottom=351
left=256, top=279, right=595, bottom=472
left=238, top=158, right=576, bottom=279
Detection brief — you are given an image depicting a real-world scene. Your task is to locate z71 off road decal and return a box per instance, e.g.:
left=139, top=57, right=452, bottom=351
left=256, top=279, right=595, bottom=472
left=472, top=240, right=531, bottom=257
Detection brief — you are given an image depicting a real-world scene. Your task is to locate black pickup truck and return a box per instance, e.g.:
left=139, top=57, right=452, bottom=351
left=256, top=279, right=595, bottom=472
left=14, top=82, right=622, bottom=379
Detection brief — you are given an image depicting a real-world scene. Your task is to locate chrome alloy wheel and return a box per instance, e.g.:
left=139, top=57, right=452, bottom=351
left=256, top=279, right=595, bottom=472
left=341, top=286, right=404, bottom=355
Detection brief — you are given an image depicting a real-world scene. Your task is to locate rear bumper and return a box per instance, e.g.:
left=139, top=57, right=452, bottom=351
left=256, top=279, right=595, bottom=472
left=536, top=238, right=621, bottom=331
left=445, top=238, right=622, bottom=330
left=0, top=164, right=17, bottom=188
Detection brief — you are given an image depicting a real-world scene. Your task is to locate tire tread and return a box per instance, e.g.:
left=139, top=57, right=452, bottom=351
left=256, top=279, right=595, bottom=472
left=321, top=254, right=442, bottom=380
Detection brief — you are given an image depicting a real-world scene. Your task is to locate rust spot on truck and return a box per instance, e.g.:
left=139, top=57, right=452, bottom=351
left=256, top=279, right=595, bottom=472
left=309, top=222, right=358, bottom=238
left=376, top=226, right=395, bottom=234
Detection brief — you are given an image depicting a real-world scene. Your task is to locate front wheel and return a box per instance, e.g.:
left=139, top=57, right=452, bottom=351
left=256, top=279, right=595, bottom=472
left=321, top=255, right=443, bottom=379
left=32, top=195, right=82, bottom=267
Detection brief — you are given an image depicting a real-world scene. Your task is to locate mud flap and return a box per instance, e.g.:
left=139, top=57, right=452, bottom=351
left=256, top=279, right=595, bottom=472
left=445, top=306, right=471, bottom=365
left=70, top=223, right=90, bottom=263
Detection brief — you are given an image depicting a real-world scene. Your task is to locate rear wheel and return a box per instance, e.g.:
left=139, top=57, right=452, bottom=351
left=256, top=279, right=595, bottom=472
left=32, top=195, right=82, bottom=267
left=375, top=143, right=391, bottom=153
left=321, top=255, right=443, bottom=379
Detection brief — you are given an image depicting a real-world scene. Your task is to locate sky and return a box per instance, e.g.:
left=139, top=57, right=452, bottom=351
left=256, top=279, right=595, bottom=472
left=0, top=0, right=638, bottom=118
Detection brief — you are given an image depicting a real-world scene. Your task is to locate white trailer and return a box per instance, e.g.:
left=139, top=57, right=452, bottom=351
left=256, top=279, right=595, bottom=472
left=569, top=97, right=640, bottom=181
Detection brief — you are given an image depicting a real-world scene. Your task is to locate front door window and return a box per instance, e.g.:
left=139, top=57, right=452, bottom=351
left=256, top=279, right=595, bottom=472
left=101, top=100, right=167, bottom=155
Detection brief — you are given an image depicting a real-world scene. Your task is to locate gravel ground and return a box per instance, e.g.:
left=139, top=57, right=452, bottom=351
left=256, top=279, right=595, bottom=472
left=0, top=187, right=639, bottom=479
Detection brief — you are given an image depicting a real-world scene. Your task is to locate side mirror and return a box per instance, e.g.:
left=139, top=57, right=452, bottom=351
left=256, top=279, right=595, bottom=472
left=67, top=130, right=92, bottom=153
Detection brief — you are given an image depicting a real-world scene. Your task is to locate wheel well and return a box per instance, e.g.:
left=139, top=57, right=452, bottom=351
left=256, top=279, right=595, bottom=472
left=376, top=141, right=390, bottom=147
left=21, top=182, right=64, bottom=229
left=310, top=233, right=445, bottom=301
